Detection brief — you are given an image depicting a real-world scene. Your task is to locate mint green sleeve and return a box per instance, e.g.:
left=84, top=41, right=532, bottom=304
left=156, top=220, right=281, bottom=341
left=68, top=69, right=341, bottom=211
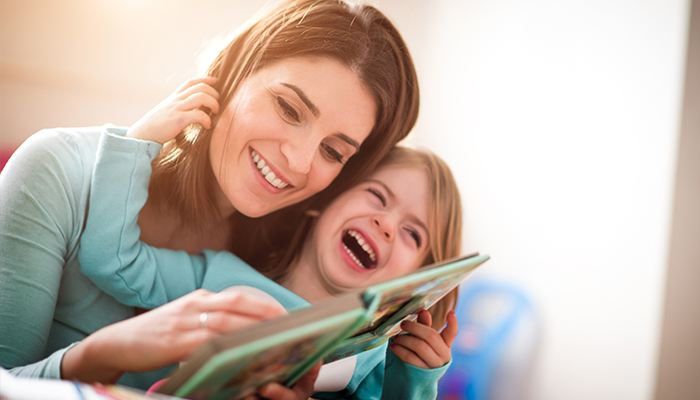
left=0, top=130, right=85, bottom=378
left=78, top=132, right=207, bottom=309
left=380, top=349, right=450, bottom=399
left=345, top=347, right=449, bottom=399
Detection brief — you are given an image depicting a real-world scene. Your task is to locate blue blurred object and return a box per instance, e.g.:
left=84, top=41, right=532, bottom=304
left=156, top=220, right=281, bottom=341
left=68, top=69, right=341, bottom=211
left=438, top=280, right=536, bottom=400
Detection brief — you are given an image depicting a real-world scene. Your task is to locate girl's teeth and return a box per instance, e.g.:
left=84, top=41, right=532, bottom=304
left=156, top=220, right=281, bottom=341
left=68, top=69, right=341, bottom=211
left=261, top=166, right=270, bottom=175
left=343, top=244, right=365, bottom=269
left=348, top=229, right=376, bottom=262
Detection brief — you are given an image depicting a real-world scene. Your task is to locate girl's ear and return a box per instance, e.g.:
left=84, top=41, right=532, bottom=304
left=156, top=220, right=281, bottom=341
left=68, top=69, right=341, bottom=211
left=305, top=209, right=321, bottom=218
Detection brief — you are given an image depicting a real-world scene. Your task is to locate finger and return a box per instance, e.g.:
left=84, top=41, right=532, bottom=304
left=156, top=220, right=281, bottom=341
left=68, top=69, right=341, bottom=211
left=200, top=290, right=287, bottom=320
left=178, top=80, right=220, bottom=99
left=389, top=342, right=429, bottom=368
left=196, top=310, right=268, bottom=333
left=258, top=382, right=297, bottom=400
left=440, top=310, right=459, bottom=347
left=417, top=309, right=432, bottom=326
left=181, top=109, right=212, bottom=130
left=292, top=362, right=321, bottom=395
left=400, top=319, right=450, bottom=359
left=391, top=334, right=444, bottom=368
left=179, top=92, right=220, bottom=115
left=164, top=328, right=215, bottom=363
left=176, top=76, right=218, bottom=93
left=177, top=82, right=221, bottom=102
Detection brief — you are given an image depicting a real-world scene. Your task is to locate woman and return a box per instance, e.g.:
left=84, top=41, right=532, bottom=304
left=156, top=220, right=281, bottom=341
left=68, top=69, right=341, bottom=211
left=79, top=135, right=463, bottom=398
left=0, top=0, right=419, bottom=395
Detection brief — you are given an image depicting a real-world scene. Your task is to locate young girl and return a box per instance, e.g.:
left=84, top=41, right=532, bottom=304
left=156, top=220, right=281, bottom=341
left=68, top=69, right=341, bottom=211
left=79, top=133, right=463, bottom=399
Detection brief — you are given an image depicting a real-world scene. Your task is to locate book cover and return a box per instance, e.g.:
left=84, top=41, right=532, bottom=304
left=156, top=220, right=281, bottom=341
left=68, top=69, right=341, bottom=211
left=159, top=253, right=489, bottom=399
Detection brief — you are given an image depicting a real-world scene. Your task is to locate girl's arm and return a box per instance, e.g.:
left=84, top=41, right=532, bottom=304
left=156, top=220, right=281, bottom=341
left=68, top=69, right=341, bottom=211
left=78, top=77, right=221, bottom=309
left=382, top=310, right=456, bottom=399
left=345, top=310, right=455, bottom=399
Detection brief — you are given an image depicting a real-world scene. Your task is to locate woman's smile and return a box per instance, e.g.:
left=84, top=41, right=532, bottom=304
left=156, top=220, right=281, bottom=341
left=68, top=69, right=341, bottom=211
left=249, top=147, right=292, bottom=192
left=209, top=57, right=376, bottom=218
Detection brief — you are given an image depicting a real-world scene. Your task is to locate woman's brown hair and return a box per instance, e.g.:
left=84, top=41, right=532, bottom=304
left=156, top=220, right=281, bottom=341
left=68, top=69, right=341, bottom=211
left=147, top=0, right=419, bottom=246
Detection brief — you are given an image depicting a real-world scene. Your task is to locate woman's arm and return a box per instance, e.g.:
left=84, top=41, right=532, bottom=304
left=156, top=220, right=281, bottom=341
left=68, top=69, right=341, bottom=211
left=61, top=288, right=287, bottom=383
left=78, top=77, right=221, bottom=309
left=0, top=130, right=89, bottom=378
left=78, top=131, right=210, bottom=308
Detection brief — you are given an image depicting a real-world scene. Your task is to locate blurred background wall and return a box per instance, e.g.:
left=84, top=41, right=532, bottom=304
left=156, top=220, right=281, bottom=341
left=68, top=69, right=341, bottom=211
left=1, top=1, right=696, bottom=399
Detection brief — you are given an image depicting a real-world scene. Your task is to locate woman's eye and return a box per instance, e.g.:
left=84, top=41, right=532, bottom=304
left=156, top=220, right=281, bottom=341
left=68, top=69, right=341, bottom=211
left=320, top=143, right=344, bottom=164
left=406, top=228, right=422, bottom=248
left=367, top=187, right=386, bottom=207
left=276, top=96, right=300, bottom=122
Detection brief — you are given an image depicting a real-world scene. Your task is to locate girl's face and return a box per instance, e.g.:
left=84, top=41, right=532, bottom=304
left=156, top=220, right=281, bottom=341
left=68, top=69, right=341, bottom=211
left=304, top=164, right=432, bottom=293
left=209, top=56, right=376, bottom=217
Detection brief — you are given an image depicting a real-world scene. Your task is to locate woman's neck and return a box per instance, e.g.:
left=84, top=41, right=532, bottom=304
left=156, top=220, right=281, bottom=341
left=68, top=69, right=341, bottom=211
left=139, top=199, right=233, bottom=253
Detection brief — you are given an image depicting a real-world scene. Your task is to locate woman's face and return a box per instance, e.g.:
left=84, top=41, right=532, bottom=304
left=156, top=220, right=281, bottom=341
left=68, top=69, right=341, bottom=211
left=209, top=56, right=376, bottom=217
left=304, top=164, right=432, bottom=293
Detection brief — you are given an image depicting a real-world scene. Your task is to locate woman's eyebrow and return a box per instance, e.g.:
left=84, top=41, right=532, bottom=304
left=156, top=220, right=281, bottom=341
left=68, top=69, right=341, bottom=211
left=282, top=82, right=360, bottom=150
left=281, top=83, right=319, bottom=117
left=334, top=133, right=360, bottom=150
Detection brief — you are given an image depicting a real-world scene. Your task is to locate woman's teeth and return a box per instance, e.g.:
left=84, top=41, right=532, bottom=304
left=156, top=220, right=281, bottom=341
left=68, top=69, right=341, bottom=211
left=348, top=229, right=376, bottom=263
left=251, top=150, right=289, bottom=189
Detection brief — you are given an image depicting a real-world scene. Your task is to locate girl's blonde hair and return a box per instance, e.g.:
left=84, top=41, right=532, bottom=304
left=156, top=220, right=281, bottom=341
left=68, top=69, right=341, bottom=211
left=381, top=147, right=462, bottom=329
left=148, top=0, right=419, bottom=237
left=266, top=146, right=463, bottom=329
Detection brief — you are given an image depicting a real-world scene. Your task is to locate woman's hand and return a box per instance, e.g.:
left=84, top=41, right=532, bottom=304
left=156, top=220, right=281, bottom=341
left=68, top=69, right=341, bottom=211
left=242, top=363, right=321, bottom=400
left=127, top=76, right=220, bottom=144
left=389, top=309, right=458, bottom=369
left=61, top=288, right=286, bottom=383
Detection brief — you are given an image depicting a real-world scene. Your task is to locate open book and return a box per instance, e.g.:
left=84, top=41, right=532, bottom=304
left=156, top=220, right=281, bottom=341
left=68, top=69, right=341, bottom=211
left=157, top=253, right=489, bottom=399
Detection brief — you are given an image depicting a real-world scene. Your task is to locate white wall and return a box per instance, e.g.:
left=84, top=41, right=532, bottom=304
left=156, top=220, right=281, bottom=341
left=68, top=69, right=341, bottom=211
left=409, top=1, right=689, bottom=399
left=0, top=1, right=691, bottom=399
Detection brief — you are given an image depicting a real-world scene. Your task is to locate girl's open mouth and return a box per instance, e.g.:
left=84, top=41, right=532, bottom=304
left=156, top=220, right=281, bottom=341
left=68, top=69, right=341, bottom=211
left=341, top=229, right=378, bottom=270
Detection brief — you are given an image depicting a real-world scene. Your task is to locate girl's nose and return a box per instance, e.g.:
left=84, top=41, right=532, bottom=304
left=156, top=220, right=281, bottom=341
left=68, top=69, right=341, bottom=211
left=372, top=216, right=394, bottom=241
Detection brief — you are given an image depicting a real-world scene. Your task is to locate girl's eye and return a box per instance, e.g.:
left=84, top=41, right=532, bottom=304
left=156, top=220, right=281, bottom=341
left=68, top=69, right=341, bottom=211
left=321, top=143, right=344, bottom=164
left=405, top=228, right=422, bottom=248
left=276, top=96, right=300, bottom=122
left=367, top=187, right=386, bottom=207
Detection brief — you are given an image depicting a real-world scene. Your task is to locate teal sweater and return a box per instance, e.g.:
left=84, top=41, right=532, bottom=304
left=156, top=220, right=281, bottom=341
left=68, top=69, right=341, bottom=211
left=0, top=126, right=170, bottom=389
left=77, top=131, right=449, bottom=399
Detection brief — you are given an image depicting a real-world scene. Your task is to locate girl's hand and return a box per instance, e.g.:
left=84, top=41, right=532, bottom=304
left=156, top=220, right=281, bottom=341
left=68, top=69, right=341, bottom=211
left=389, top=309, right=458, bottom=369
left=127, top=76, right=220, bottom=144
left=61, top=288, right=286, bottom=383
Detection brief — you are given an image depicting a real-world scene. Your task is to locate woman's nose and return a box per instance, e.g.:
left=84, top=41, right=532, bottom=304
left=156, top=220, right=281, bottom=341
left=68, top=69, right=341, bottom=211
left=280, top=135, right=318, bottom=175
left=372, top=216, right=394, bottom=241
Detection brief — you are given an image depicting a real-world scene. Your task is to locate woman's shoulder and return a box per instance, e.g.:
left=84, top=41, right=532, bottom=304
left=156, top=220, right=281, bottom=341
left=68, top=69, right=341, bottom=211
left=21, top=125, right=116, bottom=161
left=11, top=125, right=126, bottom=181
